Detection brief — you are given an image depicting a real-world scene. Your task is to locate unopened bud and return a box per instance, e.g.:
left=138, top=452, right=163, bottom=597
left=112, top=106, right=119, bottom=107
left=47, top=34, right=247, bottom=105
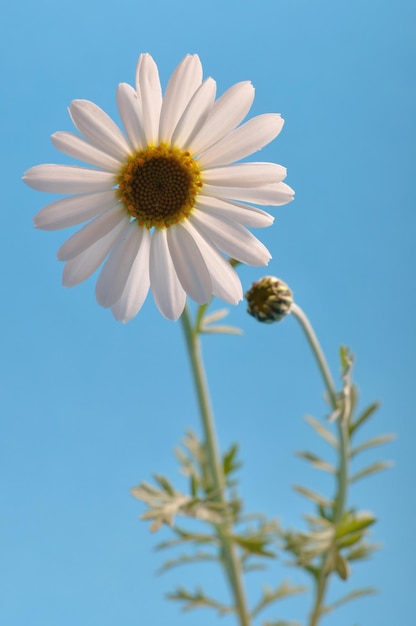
left=245, top=276, right=293, bottom=323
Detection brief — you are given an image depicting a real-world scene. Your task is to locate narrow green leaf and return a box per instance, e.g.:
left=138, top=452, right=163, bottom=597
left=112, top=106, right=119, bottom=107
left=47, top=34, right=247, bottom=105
left=155, top=528, right=218, bottom=551
left=349, top=460, right=393, bottom=483
left=346, top=542, right=381, bottom=561
left=201, top=324, right=243, bottom=335
left=350, top=434, right=396, bottom=457
left=336, top=532, right=364, bottom=549
left=349, top=401, right=380, bottom=435
left=305, top=416, right=338, bottom=448
left=166, top=586, right=234, bottom=615
left=251, top=581, right=307, bottom=618
left=323, top=587, right=377, bottom=613
left=153, top=473, right=175, bottom=495
left=303, top=513, right=333, bottom=529
left=293, top=485, right=334, bottom=508
left=243, top=562, right=267, bottom=573
left=296, top=451, right=336, bottom=473
left=190, top=474, right=197, bottom=498
left=335, top=551, right=350, bottom=580
left=339, top=345, right=354, bottom=374
left=158, top=551, right=217, bottom=574
left=223, top=444, right=241, bottom=476
left=232, top=535, right=276, bottom=557
left=336, top=512, right=376, bottom=537
left=202, top=308, right=230, bottom=325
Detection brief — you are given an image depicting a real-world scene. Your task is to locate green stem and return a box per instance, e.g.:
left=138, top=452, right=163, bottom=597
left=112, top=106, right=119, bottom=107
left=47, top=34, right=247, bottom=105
left=181, top=304, right=250, bottom=626
left=290, top=303, right=350, bottom=626
left=290, top=304, right=337, bottom=410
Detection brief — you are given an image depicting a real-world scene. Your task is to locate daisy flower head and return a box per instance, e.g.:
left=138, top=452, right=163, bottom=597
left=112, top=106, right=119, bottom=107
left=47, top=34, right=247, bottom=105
left=24, top=54, right=294, bottom=322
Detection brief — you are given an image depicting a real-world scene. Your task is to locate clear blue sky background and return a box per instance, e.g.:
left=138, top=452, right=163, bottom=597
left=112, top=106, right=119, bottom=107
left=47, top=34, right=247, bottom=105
left=1, top=0, right=414, bottom=624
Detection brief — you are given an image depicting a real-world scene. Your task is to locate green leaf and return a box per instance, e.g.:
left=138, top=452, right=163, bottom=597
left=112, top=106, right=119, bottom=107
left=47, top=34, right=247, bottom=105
left=243, top=561, right=268, bottom=573
left=166, top=586, right=234, bottom=615
left=323, top=587, right=377, bottom=613
left=200, top=307, right=242, bottom=334
left=305, top=416, right=338, bottom=448
left=155, top=527, right=218, bottom=551
left=232, top=534, right=276, bottom=558
left=293, top=485, right=334, bottom=508
left=350, top=434, right=396, bottom=457
left=346, top=541, right=381, bottom=562
left=337, top=532, right=366, bottom=549
left=251, top=581, right=307, bottom=618
left=202, top=308, right=230, bottom=325
left=132, top=473, right=233, bottom=532
left=223, top=444, right=242, bottom=477
left=158, top=551, right=217, bottom=574
left=190, top=474, right=197, bottom=498
left=349, top=460, right=393, bottom=483
left=336, top=511, right=376, bottom=537
left=296, top=451, right=336, bottom=473
left=349, top=401, right=380, bottom=435
left=201, top=324, right=243, bottom=335
left=334, top=551, right=350, bottom=580
left=303, top=513, right=333, bottom=530
left=339, top=345, right=354, bottom=375
left=154, top=473, right=175, bottom=495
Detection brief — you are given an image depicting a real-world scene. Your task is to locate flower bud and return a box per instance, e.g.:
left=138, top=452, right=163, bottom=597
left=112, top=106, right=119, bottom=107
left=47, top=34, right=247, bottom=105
left=245, top=276, right=293, bottom=323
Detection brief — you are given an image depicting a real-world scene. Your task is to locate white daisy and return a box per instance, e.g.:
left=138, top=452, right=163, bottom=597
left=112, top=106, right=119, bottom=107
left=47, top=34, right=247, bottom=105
left=23, top=54, right=294, bottom=322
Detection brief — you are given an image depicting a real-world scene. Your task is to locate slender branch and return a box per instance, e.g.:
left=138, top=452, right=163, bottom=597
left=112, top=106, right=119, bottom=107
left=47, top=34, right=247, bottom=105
left=181, top=304, right=251, bottom=626
left=290, top=303, right=350, bottom=626
left=290, top=304, right=338, bottom=410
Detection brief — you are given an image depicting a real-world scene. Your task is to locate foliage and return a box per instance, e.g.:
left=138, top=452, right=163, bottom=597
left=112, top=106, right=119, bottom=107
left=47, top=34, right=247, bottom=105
left=133, top=430, right=306, bottom=622
left=132, top=301, right=394, bottom=626
left=280, top=347, right=394, bottom=624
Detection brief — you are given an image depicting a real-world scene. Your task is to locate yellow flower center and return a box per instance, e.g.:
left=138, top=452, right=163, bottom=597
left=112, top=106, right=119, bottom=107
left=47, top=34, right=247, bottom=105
left=116, top=144, right=203, bottom=229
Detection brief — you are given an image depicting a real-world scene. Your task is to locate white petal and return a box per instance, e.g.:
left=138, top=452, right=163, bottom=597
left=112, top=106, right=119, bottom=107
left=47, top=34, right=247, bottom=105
left=190, top=210, right=271, bottom=266
left=23, top=164, right=116, bottom=194
left=196, top=196, right=274, bottom=227
left=201, top=182, right=294, bottom=206
left=188, top=81, right=255, bottom=155
left=180, top=220, right=242, bottom=304
left=149, top=228, right=186, bottom=320
left=51, top=132, right=122, bottom=172
left=34, top=190, right=118, bottom=231
left=69, top=99, right=131, bottom=161
left=203, top=162, right=286, bottom=187
left=171, top=78, right=216, bottom=149
left=159, top=54, right=202, bottom=144
left=62, top=217, right=127, bottom=287
left=111, top=228, right=151, bottom=322
left=96, top=221, right=145, bottom=308
left=136, top=53, right=162, bottom=145
left=167, top=224, right=212, bottom=304
left=198, top=114, right=284, bottom=168
left=57, top=205, right=128, bottom=261
left=116, top=83, right=146, bottom=151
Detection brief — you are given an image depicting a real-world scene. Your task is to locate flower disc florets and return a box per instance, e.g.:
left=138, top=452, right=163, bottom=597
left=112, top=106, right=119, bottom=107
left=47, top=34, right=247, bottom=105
left=24, top=53, right=295, bottom=322
left=116, top=144, right=202, bottom=229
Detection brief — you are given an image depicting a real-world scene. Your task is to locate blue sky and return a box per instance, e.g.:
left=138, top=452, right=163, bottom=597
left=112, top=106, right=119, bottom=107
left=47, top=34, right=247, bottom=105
left=1, top=0, right=415, bottom=624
